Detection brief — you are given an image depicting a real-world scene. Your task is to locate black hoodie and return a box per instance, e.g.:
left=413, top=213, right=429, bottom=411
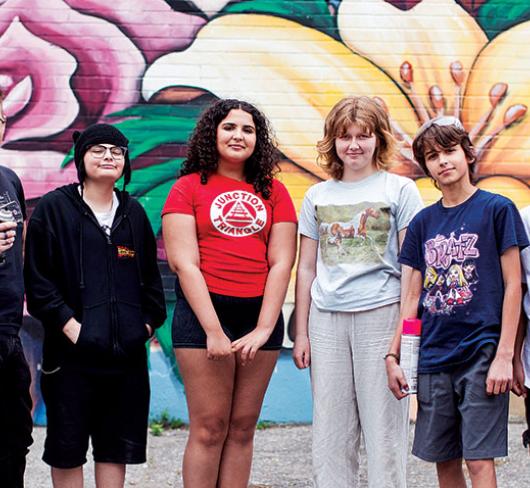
left=24, top=184, right=166, bottom=368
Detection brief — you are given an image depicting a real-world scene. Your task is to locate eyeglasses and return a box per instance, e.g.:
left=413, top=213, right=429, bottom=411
left=88, top=145, right=127, bottom=160
left=416, top=116, right=465, bottom=138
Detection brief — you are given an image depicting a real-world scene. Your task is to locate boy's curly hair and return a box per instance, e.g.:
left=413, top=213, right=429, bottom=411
left=180, top=99, right=280, bottom=199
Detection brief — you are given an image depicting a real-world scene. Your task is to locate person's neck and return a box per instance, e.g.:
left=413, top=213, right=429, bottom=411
left=440, top=180, right=477, bottom=207
left=217, top=160, right=245, bottom=181
left=82, top=180, right=115, bottom=212
left=341, top=165, right=377, bottom=183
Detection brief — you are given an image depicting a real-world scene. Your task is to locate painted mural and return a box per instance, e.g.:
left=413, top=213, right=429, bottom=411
left=2, top=0, right=530, bottom=423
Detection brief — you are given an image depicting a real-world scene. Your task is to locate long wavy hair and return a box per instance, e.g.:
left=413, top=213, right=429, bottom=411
left=317, top=96, right=398, bottom=180
left=180, top=99, right=280, bottom=199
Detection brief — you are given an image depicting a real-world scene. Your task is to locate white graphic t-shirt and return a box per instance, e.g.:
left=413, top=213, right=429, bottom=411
left=299, top=171, right=423, bottom=311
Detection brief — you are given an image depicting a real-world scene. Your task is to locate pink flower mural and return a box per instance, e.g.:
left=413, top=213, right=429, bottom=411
left=0, top=0, right=204, bottom=198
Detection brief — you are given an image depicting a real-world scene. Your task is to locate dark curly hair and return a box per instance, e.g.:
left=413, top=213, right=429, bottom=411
left=180, top=99, right=280, bottom=199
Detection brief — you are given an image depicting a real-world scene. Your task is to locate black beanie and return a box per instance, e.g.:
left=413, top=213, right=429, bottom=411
left=72, top=123, right=131, bottom=188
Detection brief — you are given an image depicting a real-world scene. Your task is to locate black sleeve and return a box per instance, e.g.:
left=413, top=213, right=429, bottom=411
left=14, top=174, right=26, bottom=220
left=138, top=209, right=167, bottom=330
left=24, top=214, right=74, bottom=331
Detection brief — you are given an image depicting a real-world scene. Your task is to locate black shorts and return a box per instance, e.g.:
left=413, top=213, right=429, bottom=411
left=40, top=362, right=149, bottom=468
left=172, top=281, right=284, bottom=350
left=0, top=335, right=33, bottom=486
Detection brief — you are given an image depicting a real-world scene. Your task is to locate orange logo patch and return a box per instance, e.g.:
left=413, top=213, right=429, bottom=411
left=117, top=245, right=136, bottom=259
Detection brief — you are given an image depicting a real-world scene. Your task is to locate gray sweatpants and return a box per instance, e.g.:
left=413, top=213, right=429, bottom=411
left=309, top=302, right=408, bottom=488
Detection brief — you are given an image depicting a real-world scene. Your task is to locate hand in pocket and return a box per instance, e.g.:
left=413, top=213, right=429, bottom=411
left=62, top=317, right=82, bottom=344
left=145, top=323, right=153, bottom=337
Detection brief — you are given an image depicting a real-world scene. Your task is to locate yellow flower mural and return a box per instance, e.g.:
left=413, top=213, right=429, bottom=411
left=142, top=0, right=530, bottom=207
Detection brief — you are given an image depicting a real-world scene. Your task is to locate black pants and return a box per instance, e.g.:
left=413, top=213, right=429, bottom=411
left=0, top=335, right=33, bottom=488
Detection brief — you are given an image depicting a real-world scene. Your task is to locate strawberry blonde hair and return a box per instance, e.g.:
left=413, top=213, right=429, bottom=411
left=317, top=96, right=398, bottom=180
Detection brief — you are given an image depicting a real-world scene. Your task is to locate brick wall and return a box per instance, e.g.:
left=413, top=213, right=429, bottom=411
left=2, top=0, right=530, bottom=421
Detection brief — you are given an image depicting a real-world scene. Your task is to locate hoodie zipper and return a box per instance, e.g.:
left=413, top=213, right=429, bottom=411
left=60, top=185, right=130, bottom=357
left=109, top=214, right=124, bottom=355
left=83, top=209, right=123, bottom=356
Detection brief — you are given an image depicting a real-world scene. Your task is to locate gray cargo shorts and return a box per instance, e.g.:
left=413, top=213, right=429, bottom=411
left=412, top=344, right=509, bottom=462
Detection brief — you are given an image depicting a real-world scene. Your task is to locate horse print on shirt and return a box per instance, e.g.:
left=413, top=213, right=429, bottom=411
left=316, top=202, right=390, bottom=266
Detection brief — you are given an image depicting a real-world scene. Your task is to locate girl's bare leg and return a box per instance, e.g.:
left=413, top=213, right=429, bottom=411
left=175, top=349, right=236, bottom=488
left=217, top=350, right=280, bottom=488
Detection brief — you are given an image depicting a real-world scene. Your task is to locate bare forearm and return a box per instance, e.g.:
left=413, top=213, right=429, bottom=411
left=515, top=285, right=528, bottom=360
left=497, top=281, right=521, bottom=359
left=515, top=315, right=527, bottom=361
left=399, top=265, right=413, bottom=306
left=389, top=268, right=422, bottom=356
left=294, top=267, right=316, bottom=339
left=256, top=263, right=292, bottom=331
left=388, top=297, right=419, bottom=354
left=389, top=266, right=415, bottom=354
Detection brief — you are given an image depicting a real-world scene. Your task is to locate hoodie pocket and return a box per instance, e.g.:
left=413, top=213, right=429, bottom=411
left=116, top=299, right=149, bottom=355
left=78, top=301, right=112, bottom=353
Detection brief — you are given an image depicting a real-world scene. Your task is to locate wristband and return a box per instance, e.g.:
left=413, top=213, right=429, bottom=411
left=383, top=352, right=400, bottom=363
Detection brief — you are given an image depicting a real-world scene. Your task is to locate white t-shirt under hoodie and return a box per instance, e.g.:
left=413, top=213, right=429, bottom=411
left=79, top=186, right=119, bottom=236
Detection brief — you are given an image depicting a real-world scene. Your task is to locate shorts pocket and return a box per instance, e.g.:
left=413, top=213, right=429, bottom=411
left=417, top=373, right=432, bottom=406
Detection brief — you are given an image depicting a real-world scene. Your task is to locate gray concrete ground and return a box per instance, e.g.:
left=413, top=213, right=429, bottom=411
left=26, top=422, right=529, bottom=487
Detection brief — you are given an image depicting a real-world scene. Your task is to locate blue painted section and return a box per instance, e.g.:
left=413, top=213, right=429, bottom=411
left=148, top=348, right=313, bottom=423
left=148, top=346, right=189, bottom=422
left=260, top=350, right=313, bottom=423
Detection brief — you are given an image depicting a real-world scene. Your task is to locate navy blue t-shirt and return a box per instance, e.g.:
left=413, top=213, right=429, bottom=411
left=399, top=189, right=528, bottom=373
left=0, top=165, right=26, bottom=335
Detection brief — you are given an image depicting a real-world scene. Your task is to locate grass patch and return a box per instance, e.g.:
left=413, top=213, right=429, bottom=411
left=149, top=409, right=185, bottom=436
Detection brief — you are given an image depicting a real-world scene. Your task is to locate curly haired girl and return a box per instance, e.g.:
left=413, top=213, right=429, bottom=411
left=162, top=99, right=297, bottom=487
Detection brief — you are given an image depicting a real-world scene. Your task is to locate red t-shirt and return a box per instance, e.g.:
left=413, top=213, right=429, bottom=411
left=162, top=173, right=297, bottom=297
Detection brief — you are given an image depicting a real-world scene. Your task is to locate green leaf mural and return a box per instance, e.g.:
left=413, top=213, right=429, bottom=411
left=477, top=0, right=530, bottom=39
left=107, top=103, right=204, bottom=157
left=222, top=0, right=338, bottom=38
left=135, top=176, right=177, bottom=236
left=62, top=103, right=205, bottom=166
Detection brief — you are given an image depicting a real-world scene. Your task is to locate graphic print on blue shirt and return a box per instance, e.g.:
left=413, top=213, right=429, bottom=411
left=423, top=231, right=479, bottom=315
left=399, top=190, right=529, bottom=373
